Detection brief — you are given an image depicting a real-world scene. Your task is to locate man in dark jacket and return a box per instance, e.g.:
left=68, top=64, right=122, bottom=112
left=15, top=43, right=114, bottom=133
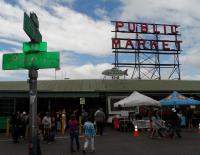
left=10, top=112, right=20, bottom=143
left=94, top=108, right=105, bottom=136
left=170, top=108, right=181, bottom=138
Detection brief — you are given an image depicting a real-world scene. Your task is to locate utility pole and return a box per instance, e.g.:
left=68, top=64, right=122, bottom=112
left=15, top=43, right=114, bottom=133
left=28, top=69, right=38, bottom=155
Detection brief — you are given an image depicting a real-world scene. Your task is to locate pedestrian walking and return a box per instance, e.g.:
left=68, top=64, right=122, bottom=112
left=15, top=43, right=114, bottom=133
left=50, top=114, right=56, bottom=142
left=94, top=108, right=105, bottom=136
left=10, top=112, right=20, bottom=143
left=68, top=114, right=80, bottom=153
left=20, top=111, right=28, bottom=139
left=186, top=107, right=193, bottom=129
left=62, top=109, right=66, bottom=132
left=56, top=110, right=61, bottom=132
left=169, top=108, right=182, bottom=138
left=42, top=112, right=51, bottom=143
left=81, top=109, right=88, bottom=125
left=82, top=117, right=96, bottom=154
left=150, top=110, right=163, bottom=138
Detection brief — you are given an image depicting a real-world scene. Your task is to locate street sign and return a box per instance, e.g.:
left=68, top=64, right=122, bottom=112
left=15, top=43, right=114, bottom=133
left=23, top=12, right=42, bottom=42
left=3, top=52, right=60, bottom=70
left=23, top=42, right=47, bottom=53
left=30, top=12, right=39, bottom=28
left=80, top=98, right=85, bottom=105
left=24, top=52, right=59, bottom=69
left=2, top=53, right=24, bottom=70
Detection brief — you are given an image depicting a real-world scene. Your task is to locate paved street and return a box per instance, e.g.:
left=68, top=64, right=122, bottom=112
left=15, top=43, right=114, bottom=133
left=0, top=128, right=200, bottom=155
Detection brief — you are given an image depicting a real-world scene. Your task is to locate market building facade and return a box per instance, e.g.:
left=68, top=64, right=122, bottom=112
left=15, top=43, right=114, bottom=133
left=1, top=79, right=200, bottom=117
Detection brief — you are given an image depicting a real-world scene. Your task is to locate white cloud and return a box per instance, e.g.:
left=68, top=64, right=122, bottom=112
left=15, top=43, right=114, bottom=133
left=0, top=43, right=113, bottom=80
left=0, top=39, right=21, bottom=47
left=0, top=0, right=113, bottom=56
left=0, top=0, right=115, bottom=80
left=94, top=7, right=109, bottom=20
left=29, top=0, right=76, bottom=6
left=41, top=5, right=112, bottom=56
left=38, top=63, right=112, bottom=80
left=119, top=0, right=200, bottom=24
left=117, top=0, right=200, bottom=80
left=180, top=50, right=200, bottom=67
left=181, top=74, right=200, bottom=80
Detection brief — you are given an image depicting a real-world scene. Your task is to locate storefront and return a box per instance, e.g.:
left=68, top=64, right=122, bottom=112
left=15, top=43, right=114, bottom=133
left=0, top=79, right=200, bottom=130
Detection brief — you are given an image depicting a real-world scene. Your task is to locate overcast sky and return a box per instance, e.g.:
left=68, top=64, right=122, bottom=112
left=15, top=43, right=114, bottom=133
left=0, top=0, right=200, bottom=81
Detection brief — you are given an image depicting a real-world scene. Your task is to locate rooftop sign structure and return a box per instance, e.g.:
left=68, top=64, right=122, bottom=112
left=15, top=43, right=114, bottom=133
left=112, top=21, right=182, bottom=80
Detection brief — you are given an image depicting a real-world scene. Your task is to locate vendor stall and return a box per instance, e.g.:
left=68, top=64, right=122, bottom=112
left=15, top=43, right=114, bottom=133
left=114, top=91, right=161, bottom=130
left=160, top=91, right=200, bottom=106
left=160, top=91, right=200, bottom=127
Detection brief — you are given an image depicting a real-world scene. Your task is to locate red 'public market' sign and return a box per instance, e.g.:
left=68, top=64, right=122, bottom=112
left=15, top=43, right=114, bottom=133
left=112, top=21, right=182, bottom=51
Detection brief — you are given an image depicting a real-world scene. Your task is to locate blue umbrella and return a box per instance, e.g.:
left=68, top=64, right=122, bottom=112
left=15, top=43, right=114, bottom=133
left=160, top=91, right=200, bottom=106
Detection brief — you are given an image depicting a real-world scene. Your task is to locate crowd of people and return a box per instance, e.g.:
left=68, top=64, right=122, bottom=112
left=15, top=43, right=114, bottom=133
left=9, top=107, right=106, bottom=154
left=8, top=106, right=198, bottom=154
left=150, top=108, right=182, bottom=139
left=113, top=106, right=196, bottom=140
left=68, top=107, right=105, bottom=154
left=9, top=111, right=28, bottom=143
left=143, top=107, right=196, bottom=139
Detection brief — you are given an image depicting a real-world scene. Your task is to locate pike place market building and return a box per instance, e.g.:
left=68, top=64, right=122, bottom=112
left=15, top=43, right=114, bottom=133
left=1, top=79, right=200, bottom=119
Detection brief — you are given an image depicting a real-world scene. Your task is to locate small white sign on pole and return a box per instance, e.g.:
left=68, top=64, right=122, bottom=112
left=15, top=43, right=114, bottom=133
left=121, top=110, right=129, bottom=117
left=80, top=98, right=85, bottom=105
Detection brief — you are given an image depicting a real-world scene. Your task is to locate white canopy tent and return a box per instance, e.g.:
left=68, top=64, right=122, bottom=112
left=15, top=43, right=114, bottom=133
left=114, top=91, right=161, bottom=108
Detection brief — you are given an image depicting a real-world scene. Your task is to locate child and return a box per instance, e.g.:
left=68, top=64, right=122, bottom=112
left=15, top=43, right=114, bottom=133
left=68, top=114, right=80, bottom=153
left=82, top=117, right=96, bottom=154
